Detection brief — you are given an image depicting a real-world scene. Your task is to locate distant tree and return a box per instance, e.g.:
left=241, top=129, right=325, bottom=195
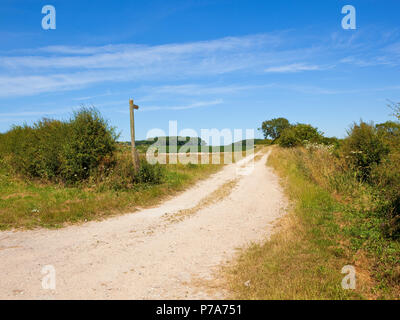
left=388, top=101, right=400, bottom=121
left=376, top=120, right=400, bottom=157
left=376, top=121, right=400, bottom=136
left=260, top=117, right=291, bottom=140
left=277, top=123, right=324, bottom=148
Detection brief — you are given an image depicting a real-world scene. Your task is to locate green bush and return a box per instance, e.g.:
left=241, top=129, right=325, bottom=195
left=94, top=153, right=165, bottom=191
left=376, top=120, right=400, bottom=150
left=371, top=152, right=400, bottom=238
left=0, top=107, right=118, bottom=184
left=61, top=108, right=118, bottom=183
left=277, top=123, right=324, bottom=148
left=136, top=159, right=164, bottom=184
left=1, top=121, right=68, bottom=180
left=341, top=121, right=389, bottom=181
left=340, top=116, right=399, bottom=238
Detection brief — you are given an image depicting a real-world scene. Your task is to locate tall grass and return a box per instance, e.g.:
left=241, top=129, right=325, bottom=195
left=0, top=147, right=223, bottom=229
left=226, top=147, right=399, bottom=299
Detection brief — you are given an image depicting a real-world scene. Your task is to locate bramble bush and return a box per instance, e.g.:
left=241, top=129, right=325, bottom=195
left=0, top=107, right=166, bottom=189
left=277, top=123, right=325, bottom=148
left=341, top=121, right=389, bottom=182
left=94, top=152, right=165, bottom=191
left=61, top=108, right=118, bottom=183
left=1, top=119, right=69, bottom=180
left=261, top=103, right=400, bottom=238
left=0, top=107, right=118, bottom=184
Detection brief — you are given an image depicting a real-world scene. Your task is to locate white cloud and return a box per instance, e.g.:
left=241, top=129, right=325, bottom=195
left=138, top=83, right=276, bottom=100
left=0, top=33, right=319, bottom=97
left=0, top=34, right=281, bottom=70
left=264, top=63, right=322, bottom=73
left=0, top=30, right=398, bottom=99
left=141, top=99, right=223, bottom=111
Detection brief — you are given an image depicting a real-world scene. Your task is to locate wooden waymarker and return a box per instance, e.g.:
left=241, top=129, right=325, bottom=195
left=129, top=99, right=140, bottom=171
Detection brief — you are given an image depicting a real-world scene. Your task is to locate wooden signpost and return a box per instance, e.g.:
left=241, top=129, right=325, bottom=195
left=129, top=99, right=140, bottom=171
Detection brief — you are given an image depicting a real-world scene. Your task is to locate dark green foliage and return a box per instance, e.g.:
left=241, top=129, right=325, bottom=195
left=389, top=101, right=400, bottom=121
left=340, top=119, right=399, bottom=238
left=61, top=108, right=118, bottom=183
left=94, top=152, right=165, bottom=191
left=261, top=106, right=400, bottom=240
left=321, top=136, right=341, bottom=149
left=371, top=152, right=400, bottom=238
left=277, top=123, right=324, bottom=147
left=135, top=159, right=164, bottom=184
left=260, top=117, right=291, bottom=140
left=2, top=120, right=69, bottom=180
left=260, top=117, right=330, bottom=148
left=0, top=107, right=118, bottom=184
left=376, top=121, right=400, bottom=150
left=376, top=120, right=400, bottom=136
left=341, top=121, right=389, bottom=181
left=0, top=107, right=166, bottom=189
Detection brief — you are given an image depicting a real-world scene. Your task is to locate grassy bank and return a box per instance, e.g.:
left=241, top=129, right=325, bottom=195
left=226, top=147, right=399, bottom=299
left=0, top=108, right=255, bottom=230
left=0, top=150, right=225, bottom=230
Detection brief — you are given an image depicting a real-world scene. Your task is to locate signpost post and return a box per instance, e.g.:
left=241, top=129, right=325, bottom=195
left=129, top=98, right=140, bottom=171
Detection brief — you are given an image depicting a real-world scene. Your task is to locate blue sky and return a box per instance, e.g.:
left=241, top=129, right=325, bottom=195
left=0, top=0, right=400, bottom=141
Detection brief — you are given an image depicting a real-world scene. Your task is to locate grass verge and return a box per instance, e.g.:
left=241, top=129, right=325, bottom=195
left=0, top=155, right=224, bottom=230
left=225, top=147, right=399, bottom=299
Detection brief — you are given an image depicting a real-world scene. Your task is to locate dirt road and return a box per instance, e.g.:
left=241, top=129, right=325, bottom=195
left=0, top=151, right=286, bottom=299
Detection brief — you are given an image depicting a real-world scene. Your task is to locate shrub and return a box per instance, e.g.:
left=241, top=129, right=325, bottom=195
left=376, top=121, right=400, bottom=150
left=389, top=101, right=400, bottom=121
left=341, top=121, right=389, bottom=181
left=94, top=153, right=165, bottom=191
left=277, top=123, right=324, bottom=148
left=135, top=159, right=164, bottom=184
left=0, top=107, right=118, bottom=184
left=61, top=108, right=118, bottom=183
left=2, top=120, right=68, bottom=180
left=371, top=151, right=400, bottom=238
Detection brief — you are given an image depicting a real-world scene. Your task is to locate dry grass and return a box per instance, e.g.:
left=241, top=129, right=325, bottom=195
left=163, top=179, right=238, bottom=223
left=224, top=147, right=400, bottom=299
left=0, top=149, right=257, bottom=230
left=0, top=152, right=227, bottom=230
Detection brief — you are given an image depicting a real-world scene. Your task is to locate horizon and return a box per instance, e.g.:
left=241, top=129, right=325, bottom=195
left=1, top=0, right=400, bottom=141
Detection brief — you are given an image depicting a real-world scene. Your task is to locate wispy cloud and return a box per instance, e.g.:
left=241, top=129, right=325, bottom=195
left=0, top=30, right=399, bottom=99
left=0, top=33, right=320, bottom=97
left=72, top=91, right=113, bottom=101
left=0, top=34, right=282, bottom=70
left=138, top=83, right=276, bottom=101
left=264, top=63, right=323, bottom=73
left=141, top=99, right=223, bottom=111
left=0, top=110, right=59, bottom=117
